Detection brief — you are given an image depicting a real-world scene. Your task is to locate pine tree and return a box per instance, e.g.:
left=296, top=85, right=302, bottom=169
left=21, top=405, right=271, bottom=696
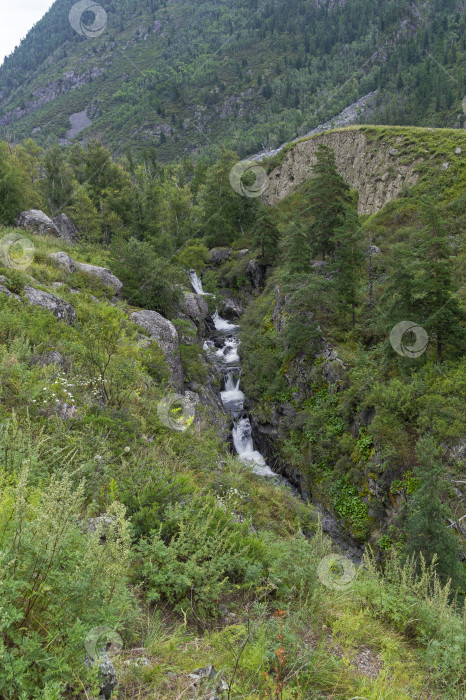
left=253, top=207, right=280, bottom=264
left=285, top=221, right=312, bottom=274
left=414, top=199, right=465, bottom=362
left=305, top=144, right=351, bottom=260
left=333, top=204, right=364, bottom=328
left=404, top=435, right=464, bottom=590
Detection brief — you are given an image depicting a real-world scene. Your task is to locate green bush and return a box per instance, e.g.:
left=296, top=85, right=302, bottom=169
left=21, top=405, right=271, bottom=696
left=138, top=496, right=267, bottom=615
left=0, top=469, right=135, bottom=698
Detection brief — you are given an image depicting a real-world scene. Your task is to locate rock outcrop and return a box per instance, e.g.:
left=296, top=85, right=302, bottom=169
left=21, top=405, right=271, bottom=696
left=178, top=291, right=209, bottom=324
left=16, top=210, right=59, bottom=237
left=52, top=213, right=79, bottom=243
left=209, top=247, right=232, bottom=264
left=263, top=129, right=422, bottom=215
left=23, top=286, right=76, bottom=324
left=246, top=259, right=267, bottom=289
left=49, top=252, right=76, bottom=272
left=131, top=309, right=183, bottom=391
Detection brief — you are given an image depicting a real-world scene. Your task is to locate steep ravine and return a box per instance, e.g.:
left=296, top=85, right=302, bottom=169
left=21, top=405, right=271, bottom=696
left=190, top=271, right=364, bottom=563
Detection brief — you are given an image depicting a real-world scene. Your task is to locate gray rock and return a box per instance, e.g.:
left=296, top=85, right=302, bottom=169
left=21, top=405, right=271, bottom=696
left=311, top=260, right=329, bottom=273
left=246, top=258, right=267, bottom=289
left=236, top=249, right=249, bottom=258
left=389, top=148, right=399, bottom=156
left=131, top=309, right=183, bottom=391
left=209, top=247, right=232, bottom=264
left=440, top=162, right=450, bottom=170
left=30, top=350, right=66, bottom=368
left=56, top=401, right=77, bottom=420
left=16, top=210, right=59, bottom=237
left=52, top=213, right=79, bottom=243
left=367, top=245, right=380, bottom=256
left=23, top=286, right=76, bottom=324
left=455, top=148, right=462, bottom=155
left=98, top=652, right=118, bottom=699
left=178, top=291, right=209, bottom=323
left=0, top=285, right=20, bottom=301
left=75, top=262, right=123, bottom=297
left=49, top=251, right=76, bottom=272
left=219, top=296, right=244, bottom=319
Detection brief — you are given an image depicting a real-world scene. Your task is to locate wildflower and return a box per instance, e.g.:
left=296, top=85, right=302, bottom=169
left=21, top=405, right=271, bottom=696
left=124, top=446, right=130, bottom=453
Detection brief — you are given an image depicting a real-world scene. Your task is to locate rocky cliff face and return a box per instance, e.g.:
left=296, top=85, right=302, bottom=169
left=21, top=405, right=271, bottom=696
left=263, top=128, right=424, bottom=214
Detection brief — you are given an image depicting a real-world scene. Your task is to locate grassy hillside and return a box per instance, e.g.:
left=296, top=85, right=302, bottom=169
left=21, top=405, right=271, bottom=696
left=0, top=230, right=464, bottom=699
left=0, top=0, right=465, bottom=158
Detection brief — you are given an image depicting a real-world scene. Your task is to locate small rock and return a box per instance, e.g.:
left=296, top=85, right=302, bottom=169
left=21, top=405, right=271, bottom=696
left=189, top=664, right=217, bottom=681
left=367, top=245, right=380, bottom=256
left=56, top=401, right=77, bottom=420
left=440, top=162, right=450, bottom=170
left=30, top=350, right=66, bottom=368
left=389, top=148, right=399, bottom=156
left=0, top=285, right=21, bottom=301
left=455, top=147, right=462, bottom=154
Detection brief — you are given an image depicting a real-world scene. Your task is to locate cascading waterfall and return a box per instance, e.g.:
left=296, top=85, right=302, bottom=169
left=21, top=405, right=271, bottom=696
left=188, top=269, right=209, bottom=295
left=192, top=273, right=275, bottom=477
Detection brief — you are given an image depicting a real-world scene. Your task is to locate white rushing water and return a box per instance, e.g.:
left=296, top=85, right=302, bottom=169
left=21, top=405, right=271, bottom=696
left=189, top=270, right=275, bottom=477
left=212, top=311, right=237, bottom=332
left=189, top=269, right=209, bottom=295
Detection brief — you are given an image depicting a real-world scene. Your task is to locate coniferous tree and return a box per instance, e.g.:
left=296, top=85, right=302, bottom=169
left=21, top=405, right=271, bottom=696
left=403, top=435, right=464, bottom=590
left=306, top=144, right=351, bottom=260
left=0, top=142, right=27, bottom=224
left=333, top=204, right=364, bottom=328
left=285, top=221, right=312, bottom=274
left=413, top=199, right=465, bottom=362
left=253, top=207, right=280, bottom=263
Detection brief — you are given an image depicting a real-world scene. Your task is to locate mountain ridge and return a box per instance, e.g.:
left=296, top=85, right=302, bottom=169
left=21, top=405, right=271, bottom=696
left=0, top=0, right=464, bottom=159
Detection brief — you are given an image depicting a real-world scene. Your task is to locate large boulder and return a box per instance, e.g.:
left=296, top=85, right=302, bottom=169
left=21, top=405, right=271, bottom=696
left=52, top=213, right=79, bottom=243
left=75, top=262, right=123, bottom=297
left=23, top=286, right=76, bottom=324
left=246, top=258, right=267, bottom=289
left=178, top=292, right=209, bottom=324
left=209, top=247, right=232, bottom=264
left=219, top=295, right=244, bottom=320
left=16, top=210, right=59, bottom=237
left=49, top=252, right=76, bottom=273
left=130, top=309, right=183, bottom=391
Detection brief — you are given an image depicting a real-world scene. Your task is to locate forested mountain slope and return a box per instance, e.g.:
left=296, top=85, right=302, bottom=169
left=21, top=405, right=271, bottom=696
left=0, top=0, right=464, bottom=158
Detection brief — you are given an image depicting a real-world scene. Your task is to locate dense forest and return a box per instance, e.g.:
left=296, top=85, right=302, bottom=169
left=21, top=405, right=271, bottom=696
left=0, top=122, right=465, bottom=697
left=0, top=0, right=465, bottom=157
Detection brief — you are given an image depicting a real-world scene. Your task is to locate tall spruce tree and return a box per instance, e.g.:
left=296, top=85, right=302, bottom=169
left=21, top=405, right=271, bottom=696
left=414, top=199, right=465, bottom=362
left=334, top=204, right=364, bottom=328
left=404, top=435, right=464, bottom=590
left=306, top=144, right=351, bottom=260
left=286, top=221, right=312, bottom=274
left=253, top=207, right=280, bottom=264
